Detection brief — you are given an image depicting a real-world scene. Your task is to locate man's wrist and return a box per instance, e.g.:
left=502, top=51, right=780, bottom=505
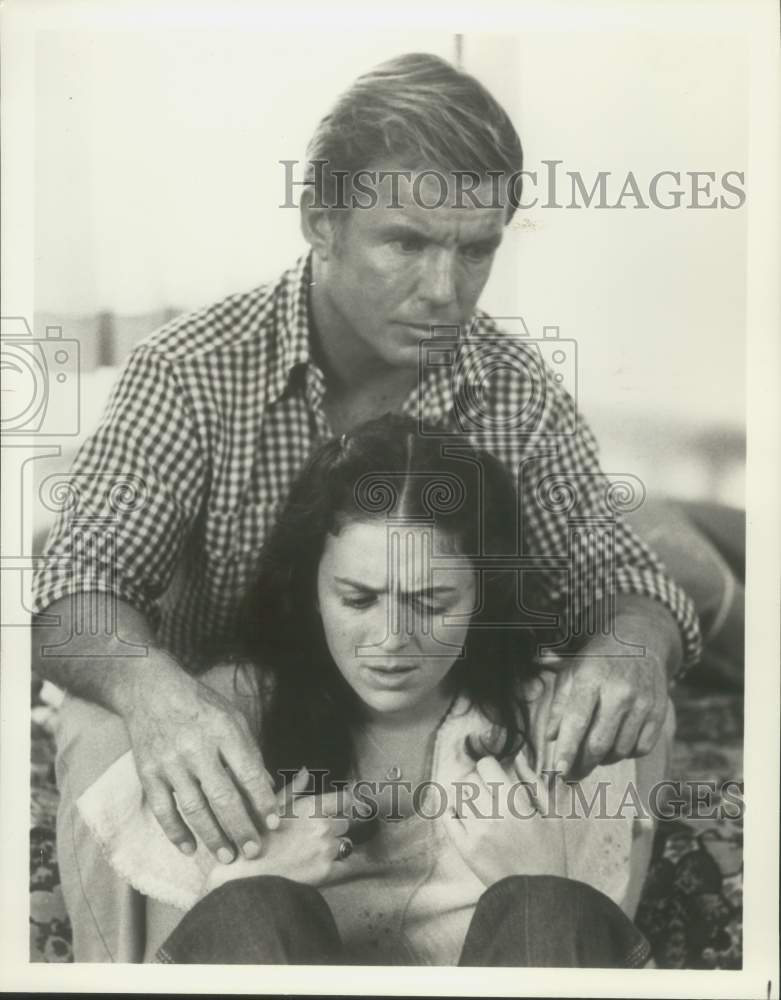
left=110, top=649, right=189, bottom=719
left=611, top=593, right=683, bottom=681
left=564, top=593, right=683, bottom=680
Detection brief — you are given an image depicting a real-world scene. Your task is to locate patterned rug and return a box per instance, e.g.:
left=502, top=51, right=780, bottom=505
left=634, top=675, right=743, bottom=969
left=30, top=673, right=743, bottom=966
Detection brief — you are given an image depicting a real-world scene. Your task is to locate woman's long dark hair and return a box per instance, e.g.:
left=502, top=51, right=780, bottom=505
left=222, top=414, right=540, bottom=790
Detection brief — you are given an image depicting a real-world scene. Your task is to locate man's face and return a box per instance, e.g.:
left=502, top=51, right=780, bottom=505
left=316, top=162, right=507, bottom=369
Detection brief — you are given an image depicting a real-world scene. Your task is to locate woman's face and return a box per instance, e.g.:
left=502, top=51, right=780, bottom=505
left=316, top=519, right=477, bottom=721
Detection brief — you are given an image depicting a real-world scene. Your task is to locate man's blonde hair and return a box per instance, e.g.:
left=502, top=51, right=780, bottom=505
left=305, top=52, right=524, bottom=222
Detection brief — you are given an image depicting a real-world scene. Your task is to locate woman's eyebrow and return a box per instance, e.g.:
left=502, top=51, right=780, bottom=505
left=333, top=576, right=458, bottom=596
left=405, top=585, right=459, bottom=596
left=334, top=576, right=381, bottom=592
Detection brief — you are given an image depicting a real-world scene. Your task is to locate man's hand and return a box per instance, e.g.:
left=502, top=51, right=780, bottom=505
left=544, top=649, right=668, bottom=780
left=543, top=595, right=682, bottom=781
left=204, top=769, right=354, bottom=892
left=119, top=654, right=278, bottom=863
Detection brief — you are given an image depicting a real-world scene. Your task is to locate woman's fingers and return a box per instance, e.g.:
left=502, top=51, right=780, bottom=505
left=512, top=748, right=547, bottom=814
left=317, top=788, right=353, bottom=818
left=474, top=755, right=506, bottom=785
left=329, top=815, right=351, bottom=838
left=462, top=757, right=504, bottom=819
left=278, top=779, right=353, bottom=834
left=512, top=747, right=536, bottom=783
left=444, top=798, right=468, bottom=853
left=278, top=766, right=310, bottom=804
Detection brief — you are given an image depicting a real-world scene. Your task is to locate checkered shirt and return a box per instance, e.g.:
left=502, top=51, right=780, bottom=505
left=31, top=252, right=702, bottom=675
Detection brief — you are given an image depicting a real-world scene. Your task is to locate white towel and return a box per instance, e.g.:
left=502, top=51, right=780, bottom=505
left=77, top=750, right=213, bottom=910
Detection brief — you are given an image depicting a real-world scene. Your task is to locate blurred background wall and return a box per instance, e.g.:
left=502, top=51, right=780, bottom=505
left=31, top=26, right=746, bottom=543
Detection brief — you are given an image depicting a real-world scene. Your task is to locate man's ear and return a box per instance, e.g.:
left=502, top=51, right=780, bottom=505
left=300, top=187, right=339, bottom=260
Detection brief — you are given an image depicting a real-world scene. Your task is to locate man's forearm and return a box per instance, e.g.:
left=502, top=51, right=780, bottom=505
left=33, top=592, right=280, bottom=854
left=560, top=592, right=684, bottom=680
left=31, top=592, right=186, bottom=717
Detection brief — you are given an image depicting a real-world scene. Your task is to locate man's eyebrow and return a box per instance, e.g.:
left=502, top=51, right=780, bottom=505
left=378, top=222, right=429, bottom=240
left=377, top=222, right=502, bottom=251
left=460, top=233, right=503, bottom=252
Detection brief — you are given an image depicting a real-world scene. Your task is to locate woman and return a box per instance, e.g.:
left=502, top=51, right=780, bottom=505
left=77, top=415, right=672, bottom=966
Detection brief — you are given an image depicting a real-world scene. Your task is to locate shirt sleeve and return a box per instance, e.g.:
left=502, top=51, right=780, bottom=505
left=30, top=345, right=207, bottom=628
left=478, top=341, right=702, bottom=678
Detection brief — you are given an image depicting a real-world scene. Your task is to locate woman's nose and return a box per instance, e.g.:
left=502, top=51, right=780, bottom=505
left=381, top=594, right=414, bottom=652
left=360, top=594, right=422, bottom=656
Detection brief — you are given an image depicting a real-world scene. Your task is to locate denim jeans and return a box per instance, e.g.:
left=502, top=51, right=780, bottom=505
left=155, top=874, right=651, bottom=968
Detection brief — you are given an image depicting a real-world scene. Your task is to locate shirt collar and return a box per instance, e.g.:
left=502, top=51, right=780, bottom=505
left=267, top=251, right=319, bottom=406
left=266, top=250, right=492, bottom=422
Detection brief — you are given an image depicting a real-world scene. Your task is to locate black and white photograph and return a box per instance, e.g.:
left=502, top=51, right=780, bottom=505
left=1, top=0, right=778, bottom=995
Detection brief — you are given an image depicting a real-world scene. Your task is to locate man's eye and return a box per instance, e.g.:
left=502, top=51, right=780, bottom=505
left=461, top=244, right=494, bottom=262
left=394, top=236, right=426, bottom=254
left=342, top=594, right=376, bottom=609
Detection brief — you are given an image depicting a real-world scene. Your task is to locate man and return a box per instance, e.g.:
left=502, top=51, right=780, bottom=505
left=31, top=52, right=701, bottom=960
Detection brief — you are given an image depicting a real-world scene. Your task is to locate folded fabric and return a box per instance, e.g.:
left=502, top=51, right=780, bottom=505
left=77, top=750, right=211, bottom=910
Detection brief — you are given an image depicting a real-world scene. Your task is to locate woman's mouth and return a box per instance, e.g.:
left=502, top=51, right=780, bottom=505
left=363, top=664, right=418, bottom=688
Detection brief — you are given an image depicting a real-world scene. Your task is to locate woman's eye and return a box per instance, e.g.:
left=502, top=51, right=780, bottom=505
left=342, top=594, right=376, bottom=610
left=412, top=596, right=446, bottom=615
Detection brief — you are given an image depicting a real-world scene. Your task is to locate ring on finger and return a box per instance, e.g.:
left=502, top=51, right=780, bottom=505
left=336, top=836, right=353, bottom=861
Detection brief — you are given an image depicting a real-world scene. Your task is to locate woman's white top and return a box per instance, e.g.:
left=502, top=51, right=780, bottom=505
left=77, top=665, right=654, bottom=965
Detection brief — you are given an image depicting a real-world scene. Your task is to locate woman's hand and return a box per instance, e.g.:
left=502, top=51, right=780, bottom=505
left=204, top=769, right=354, bottom=893
left=444, top=749, right=567, bottom=888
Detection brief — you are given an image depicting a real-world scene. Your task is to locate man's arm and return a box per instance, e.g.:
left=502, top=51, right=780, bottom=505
left=470, top=318, right=702, bottom=679
left=544, top=593, right=681, bottom=778
left=519, top=382, right=701, bottom=678
left=33, top=593, right=160, bottom=718
left=521, top=376, right=699, bottom=778
left=33, top=593, right=277, bottom=861
left=476, top=328, right=701, bottom=776
left=30, top=345, right=277, bottom=859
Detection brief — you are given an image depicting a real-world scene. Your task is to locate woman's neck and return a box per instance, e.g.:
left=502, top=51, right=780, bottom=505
left=358, top=681, right=457, bottom=737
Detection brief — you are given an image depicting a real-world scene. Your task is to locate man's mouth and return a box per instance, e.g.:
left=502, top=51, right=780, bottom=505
left=396, top=321, right=453, bottom=332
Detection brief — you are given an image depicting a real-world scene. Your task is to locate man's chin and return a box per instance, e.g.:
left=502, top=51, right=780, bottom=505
left=382, top=336, right=427, bottom=369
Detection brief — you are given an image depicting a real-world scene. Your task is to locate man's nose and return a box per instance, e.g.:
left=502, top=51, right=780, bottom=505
left=418, top=250, right=457, bottom=309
